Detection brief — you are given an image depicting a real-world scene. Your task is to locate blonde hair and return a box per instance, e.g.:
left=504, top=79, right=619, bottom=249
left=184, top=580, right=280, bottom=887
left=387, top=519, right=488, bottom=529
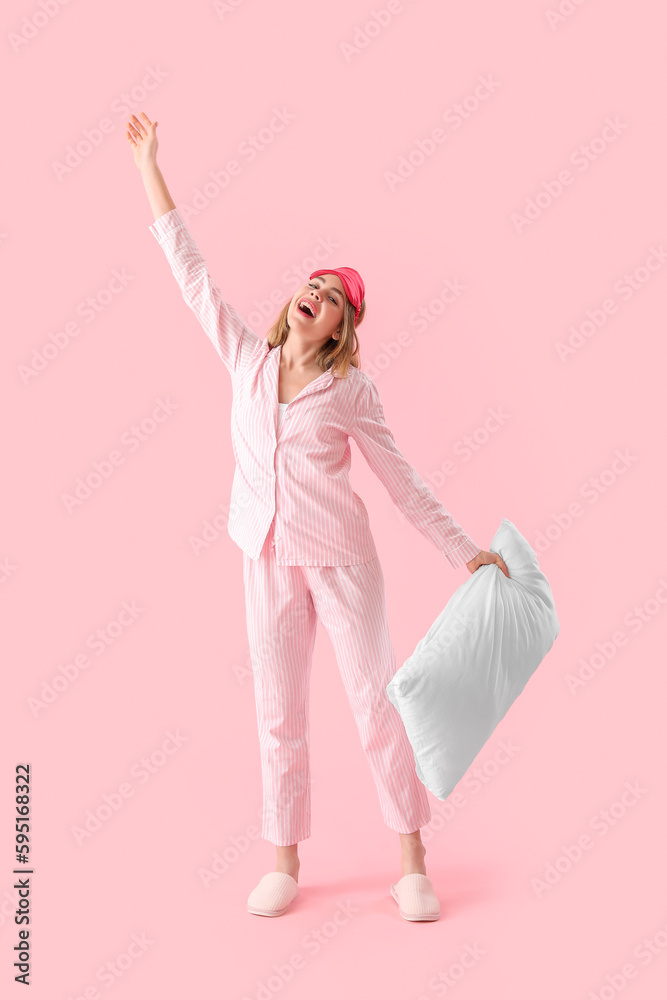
left=265, top=292, right=366, bottom=380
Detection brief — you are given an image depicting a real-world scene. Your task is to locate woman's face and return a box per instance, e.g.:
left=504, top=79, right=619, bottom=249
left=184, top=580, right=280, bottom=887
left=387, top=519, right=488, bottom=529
left=287, top=274, right=347, bottom=343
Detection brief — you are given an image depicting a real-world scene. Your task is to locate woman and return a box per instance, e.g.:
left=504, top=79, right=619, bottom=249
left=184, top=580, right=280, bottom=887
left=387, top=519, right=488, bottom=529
left=127, top=111, right=509, bottom=922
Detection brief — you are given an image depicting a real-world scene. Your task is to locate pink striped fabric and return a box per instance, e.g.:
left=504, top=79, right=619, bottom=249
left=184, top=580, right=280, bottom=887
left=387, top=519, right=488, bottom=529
left=243, top=520, right=432, bottom=845
left=148, top=208, right=482, bottom=568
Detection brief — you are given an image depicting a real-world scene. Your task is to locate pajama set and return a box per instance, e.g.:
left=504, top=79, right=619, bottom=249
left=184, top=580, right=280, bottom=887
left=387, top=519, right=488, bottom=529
left=149, top=209, right=482, bottom=846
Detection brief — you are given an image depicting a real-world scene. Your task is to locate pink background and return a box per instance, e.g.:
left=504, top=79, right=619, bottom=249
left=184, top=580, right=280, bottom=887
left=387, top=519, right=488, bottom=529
left=3, top=0, right=667, bottom=997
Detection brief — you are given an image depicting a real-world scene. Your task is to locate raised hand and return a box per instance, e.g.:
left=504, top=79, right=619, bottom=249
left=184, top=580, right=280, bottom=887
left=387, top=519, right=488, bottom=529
left=126, top=111, right=159, bottom=171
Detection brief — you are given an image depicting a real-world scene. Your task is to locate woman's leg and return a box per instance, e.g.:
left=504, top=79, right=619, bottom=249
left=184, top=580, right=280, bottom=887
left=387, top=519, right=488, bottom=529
left=304, top=556, right=431, bottom=863
left=399, top=830, right=427, bottom=876
left=275, top=843, right=300, bottom=881
left=243, top=534, right=318, bottom=856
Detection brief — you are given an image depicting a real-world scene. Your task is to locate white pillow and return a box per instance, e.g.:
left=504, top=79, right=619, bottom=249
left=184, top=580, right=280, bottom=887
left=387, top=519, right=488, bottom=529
left=386, top=518, right=560, bottom=801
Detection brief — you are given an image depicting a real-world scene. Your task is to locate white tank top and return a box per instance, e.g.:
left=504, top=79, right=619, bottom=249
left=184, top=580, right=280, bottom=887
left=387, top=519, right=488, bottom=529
left=278, top=402, right=288, bottom=425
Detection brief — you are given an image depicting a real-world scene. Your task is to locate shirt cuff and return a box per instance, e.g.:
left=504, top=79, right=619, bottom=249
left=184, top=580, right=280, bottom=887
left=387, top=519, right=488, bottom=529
left=148, top=207, right=186, bottom=245
left=444, top=537, right=483, bottom=569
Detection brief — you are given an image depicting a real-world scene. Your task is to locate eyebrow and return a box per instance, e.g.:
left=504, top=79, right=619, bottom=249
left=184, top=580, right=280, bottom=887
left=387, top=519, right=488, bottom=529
left=312, top=277, right=343, bottom=303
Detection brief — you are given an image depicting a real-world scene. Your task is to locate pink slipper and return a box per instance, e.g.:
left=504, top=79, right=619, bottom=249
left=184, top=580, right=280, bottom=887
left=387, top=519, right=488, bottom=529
left=390, top=873, right=440, bottom=921
left=247, top=872, right=300, bottom=917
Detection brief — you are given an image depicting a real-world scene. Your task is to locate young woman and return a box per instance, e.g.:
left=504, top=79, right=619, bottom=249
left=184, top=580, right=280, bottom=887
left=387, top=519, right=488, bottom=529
left=127, top=111, right=509, bottom=922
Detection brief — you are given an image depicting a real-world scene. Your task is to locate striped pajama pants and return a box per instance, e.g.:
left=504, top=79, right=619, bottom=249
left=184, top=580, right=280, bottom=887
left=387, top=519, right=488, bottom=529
left=242, top=520, right=431, bottom=846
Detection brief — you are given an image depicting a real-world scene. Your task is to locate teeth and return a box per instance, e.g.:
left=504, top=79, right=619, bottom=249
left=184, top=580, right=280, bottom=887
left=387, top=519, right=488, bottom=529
left=300, top=300, right=315, bottom=316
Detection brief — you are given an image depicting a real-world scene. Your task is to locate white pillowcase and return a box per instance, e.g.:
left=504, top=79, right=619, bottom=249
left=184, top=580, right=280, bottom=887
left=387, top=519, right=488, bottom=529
left=386, top=518, right=560, bottom=801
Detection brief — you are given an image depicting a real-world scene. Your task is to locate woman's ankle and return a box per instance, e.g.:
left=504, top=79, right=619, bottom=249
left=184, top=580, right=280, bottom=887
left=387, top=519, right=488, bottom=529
left=400, top=839, right=427, bottom=876
left=275, top=848, right=300, bottom=881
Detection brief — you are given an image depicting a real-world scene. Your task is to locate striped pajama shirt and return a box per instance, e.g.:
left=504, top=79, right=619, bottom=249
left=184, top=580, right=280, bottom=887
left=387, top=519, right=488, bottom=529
left=149, top=208, right=482, bottom=844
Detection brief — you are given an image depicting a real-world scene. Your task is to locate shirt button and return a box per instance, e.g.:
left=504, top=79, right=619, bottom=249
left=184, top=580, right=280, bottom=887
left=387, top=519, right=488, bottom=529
left=274, top=534, right=281, bottom=541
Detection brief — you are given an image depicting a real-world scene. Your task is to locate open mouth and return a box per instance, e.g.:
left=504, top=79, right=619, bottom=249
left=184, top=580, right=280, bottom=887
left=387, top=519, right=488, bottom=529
left=298, top=299, right=317, bottom=318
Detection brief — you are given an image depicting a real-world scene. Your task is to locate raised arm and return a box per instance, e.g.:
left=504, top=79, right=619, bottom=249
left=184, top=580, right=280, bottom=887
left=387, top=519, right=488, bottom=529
left=351, top=377, right=483, bottom=569
left=127, top=112, right=260, bottom=375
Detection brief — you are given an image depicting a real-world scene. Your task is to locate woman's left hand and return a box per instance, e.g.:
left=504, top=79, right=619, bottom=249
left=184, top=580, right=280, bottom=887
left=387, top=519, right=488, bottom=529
left=466, top=549, right=510, bottom=578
